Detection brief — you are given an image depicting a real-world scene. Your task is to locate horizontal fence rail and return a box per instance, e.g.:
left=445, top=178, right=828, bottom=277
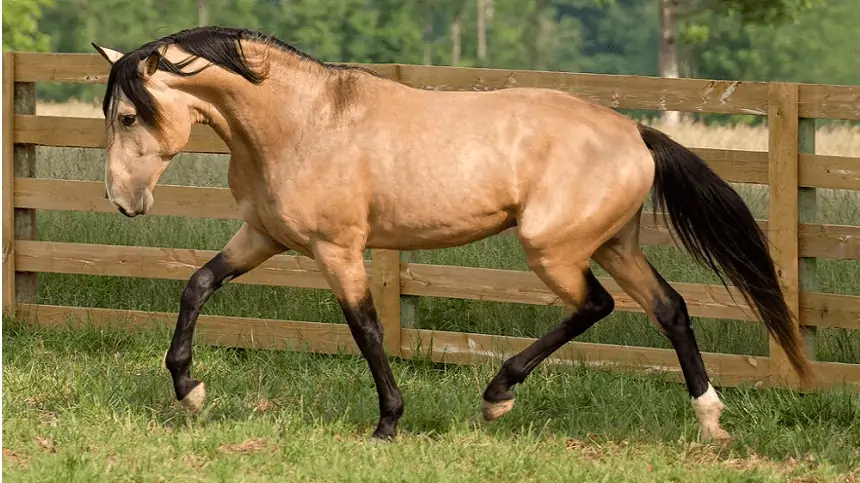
left=3, top=52, right=859, bottom=392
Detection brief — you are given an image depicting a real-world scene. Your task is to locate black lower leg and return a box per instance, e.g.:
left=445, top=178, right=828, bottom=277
left=483, top=270, right=614, bottom=404
left=339, top=292, right=404, bottom=440
left=165, top=253, right=244, bottom=401
left=650, top=266, right=710, bottom=398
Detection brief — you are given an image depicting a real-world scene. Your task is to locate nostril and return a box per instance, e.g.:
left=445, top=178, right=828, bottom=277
left=103, top=190, right=109, bottom=200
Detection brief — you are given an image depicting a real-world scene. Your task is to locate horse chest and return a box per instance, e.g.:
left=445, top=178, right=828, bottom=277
left=236, top=195, right=315, bottom=252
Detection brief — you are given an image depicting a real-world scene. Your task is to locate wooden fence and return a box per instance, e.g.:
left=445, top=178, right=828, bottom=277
left=3, top=51, right=860, bottom=391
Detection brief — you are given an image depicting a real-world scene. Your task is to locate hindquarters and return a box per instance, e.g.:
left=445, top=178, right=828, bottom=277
left=514, top=111, right=655, bottom=288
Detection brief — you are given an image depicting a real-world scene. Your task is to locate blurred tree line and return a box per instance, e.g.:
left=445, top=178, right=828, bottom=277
left=3, top=0, right=858, bottom=112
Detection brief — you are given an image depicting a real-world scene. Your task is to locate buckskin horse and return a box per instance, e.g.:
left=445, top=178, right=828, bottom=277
left=91, top=26, right=812, bottom=442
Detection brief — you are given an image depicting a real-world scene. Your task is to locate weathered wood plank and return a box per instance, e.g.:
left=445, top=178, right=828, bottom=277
left=398, top=64, right=770, bottom=116
left=401, top=261, right=860, bottom=330
left=767, top=82, right=802, bottom=386
left=14, top=53, right=111, bottom=84
left=401, top=328, right=858, bottom=390
left=14, top=304, right=359, bottom=355
left=15, top=178, right=239, bottom=219
left=13, top=53, right=860, bottom=120
left=13, top=241, right=860, bottom=329
left=810, top=360, right=860, bottom=390
left=799, top=292, right=860, bottom=330
left=401, top=261, right=756, bottom=320
left=16, top=179, right=860, bottom=260
left=14, top=115, right=229, bottom=153
left=798, top=83, right=860, bottom=121
left=15, top=240, right=334, bottom=289
left=371, top=249, right=402, bottom=355
left=400, top=328, right=775, bottom=388
left=2, top=53, right=16, bottom=310
left=12, top=52, right=398, bottom=84
left=637, top=210, right=860, bottom=260
left=798, top=224, right=860, bottom=260
left=696, top=148, right=767, bottom=184
left=799, top=153, right=860, bottom=191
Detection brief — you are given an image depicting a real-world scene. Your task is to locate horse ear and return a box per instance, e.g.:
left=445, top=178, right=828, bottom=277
left=92, top=43, right=124, bottom=65
left=138, top=51, right=160, bottom=79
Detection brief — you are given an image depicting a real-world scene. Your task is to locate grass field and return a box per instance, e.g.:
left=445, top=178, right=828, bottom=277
left=3, top=102, right=859, bottom=481
left=3, top=320, right=859, bottom=482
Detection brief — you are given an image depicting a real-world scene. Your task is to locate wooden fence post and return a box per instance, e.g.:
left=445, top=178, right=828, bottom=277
left=2, top=53, right=16, bottom=312
left=13, top=69, right=38, bottom=306
left=371, top=249, right=402, bottom=356
left=399, top=251, right=419, bottom=329
left=392, top=64, right=419, bottom=332
left=767, top=82, right=803, bottom=387
left=798, top=117, right=818, bottom=362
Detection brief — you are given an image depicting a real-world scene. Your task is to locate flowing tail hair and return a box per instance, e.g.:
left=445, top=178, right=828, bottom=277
left=637, top=123, right=813, bottom=384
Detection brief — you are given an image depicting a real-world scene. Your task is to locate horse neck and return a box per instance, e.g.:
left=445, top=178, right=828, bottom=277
left=174, top=49, right=333, bottom=161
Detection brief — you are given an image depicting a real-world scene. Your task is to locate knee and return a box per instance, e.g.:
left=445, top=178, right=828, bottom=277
left=588, top=288, right=615, bottom=320
left=654, top=290, right=690, bottom=337
left=578, top=272, right=615, bottom=320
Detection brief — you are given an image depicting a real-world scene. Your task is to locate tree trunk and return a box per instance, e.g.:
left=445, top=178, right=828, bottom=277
left=476, top=0, right=487, bottom=63
left=451, top=10, right=462, bottom=65
left=529, top=0, right=546, bottom=70
left=659, top=0, right=680, bottom=124
left=197, top=0, right=209, bottom=27
left=424, top=3, right=433, bottom=65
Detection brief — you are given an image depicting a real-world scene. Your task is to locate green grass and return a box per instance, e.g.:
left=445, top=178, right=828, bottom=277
left=3, top=320, right=859, bottom=482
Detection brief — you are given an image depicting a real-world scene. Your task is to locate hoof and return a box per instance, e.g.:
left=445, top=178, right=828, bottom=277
left=179, top=382, right=206, bottom=414
left=701, top=425, right=732, bottom=443
left=369, top=434, right=393, bottom=443
left=370, top=430, right=394, bottom=442
left=482, top=398, right=515, bottom=421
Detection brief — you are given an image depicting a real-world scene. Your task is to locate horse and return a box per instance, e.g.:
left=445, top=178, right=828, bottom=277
left=91, top=26, right=812, bottom=442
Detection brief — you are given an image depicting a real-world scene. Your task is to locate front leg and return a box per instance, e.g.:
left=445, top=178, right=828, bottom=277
left=165, top=223, right=285, bottom=412
left=312, top=240, right=404, bottom=440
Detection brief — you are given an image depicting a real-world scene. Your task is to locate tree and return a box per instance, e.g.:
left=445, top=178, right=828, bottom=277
left=3, top=0, right=55, bottom=51
left=658, top=0, right=822, bottom=123
left=685, top=0, right=859, bottom=86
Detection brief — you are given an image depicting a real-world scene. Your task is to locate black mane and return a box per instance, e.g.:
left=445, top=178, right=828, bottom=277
left=101, top=26, right=383, bottom=127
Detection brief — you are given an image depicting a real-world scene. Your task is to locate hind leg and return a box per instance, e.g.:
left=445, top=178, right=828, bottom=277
left=482, top=258, right=615, bottom=420
left=593, top=218, right=731, bottom=441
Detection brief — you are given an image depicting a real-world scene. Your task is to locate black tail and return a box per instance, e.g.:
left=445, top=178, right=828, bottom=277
left=637, top=123, right=813, bottom=384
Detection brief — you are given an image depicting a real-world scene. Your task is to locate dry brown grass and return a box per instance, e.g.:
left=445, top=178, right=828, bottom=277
left=36, top=101, right=860, bottom=157
left=649, top=119, right=860, bottom=158
left=36, top=100, right=103, bottom=118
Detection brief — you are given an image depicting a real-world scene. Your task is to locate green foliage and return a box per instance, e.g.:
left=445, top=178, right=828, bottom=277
left=2, top=0, right=55, bottom=51
left=684, top=0, right=860, bottom=86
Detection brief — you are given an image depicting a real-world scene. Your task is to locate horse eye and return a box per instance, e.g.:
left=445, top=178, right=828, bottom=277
left=121, top=114, right=136, bottom=127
